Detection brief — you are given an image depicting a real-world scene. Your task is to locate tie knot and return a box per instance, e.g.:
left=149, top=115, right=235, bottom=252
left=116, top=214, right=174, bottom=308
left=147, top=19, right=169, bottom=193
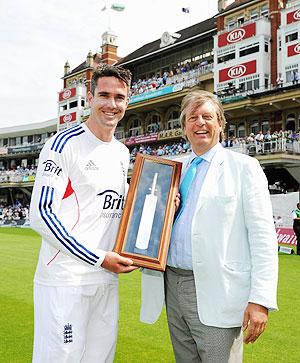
left=191, top=156, right=202, bottom=166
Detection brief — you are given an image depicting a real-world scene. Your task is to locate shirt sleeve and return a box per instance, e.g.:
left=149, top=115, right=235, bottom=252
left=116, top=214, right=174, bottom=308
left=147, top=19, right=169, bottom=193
left=29, top=137, right=105, bottom=267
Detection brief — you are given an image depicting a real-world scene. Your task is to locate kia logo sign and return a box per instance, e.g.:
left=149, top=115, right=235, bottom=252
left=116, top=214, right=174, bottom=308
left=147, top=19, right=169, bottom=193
left=227, top=65, right=246, bottom=79
left=293, top=9, right=300, bottom=20
left=294, top=43, right=300, bottom=54
left=63, top=114, right=72, bottom=123
left=227, top=28, right=246, bottom=43
left=219, top=60, right=256, bottom=82
left=62, top=89, right=72, bottom=99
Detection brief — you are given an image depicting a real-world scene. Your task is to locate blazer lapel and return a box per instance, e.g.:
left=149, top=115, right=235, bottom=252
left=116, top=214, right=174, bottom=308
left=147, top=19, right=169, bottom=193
left=195, top=146, right=225, bottom=213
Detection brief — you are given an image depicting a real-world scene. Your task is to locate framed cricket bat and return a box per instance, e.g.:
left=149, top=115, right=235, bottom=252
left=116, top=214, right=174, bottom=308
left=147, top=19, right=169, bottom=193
left=114, top=154, right=182, bottom=271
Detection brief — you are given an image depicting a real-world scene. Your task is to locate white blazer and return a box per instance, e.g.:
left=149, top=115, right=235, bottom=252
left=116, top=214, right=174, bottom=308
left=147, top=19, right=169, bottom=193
left=140, top=146, right=278, bottom=328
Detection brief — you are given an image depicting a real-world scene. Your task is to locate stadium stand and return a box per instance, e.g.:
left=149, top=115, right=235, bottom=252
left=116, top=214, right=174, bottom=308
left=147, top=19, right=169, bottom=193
left=1, top=0, right=300, bottom=224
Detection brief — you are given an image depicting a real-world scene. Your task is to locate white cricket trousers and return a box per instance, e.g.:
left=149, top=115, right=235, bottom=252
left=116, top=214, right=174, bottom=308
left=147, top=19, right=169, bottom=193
left=32, top=282, right=118, bottom=363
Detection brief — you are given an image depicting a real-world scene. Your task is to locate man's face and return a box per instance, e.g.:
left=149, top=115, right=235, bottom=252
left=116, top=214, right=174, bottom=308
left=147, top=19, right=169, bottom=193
left=184, top=100, right=222, bottom=155
left=87, top=76, right=129, bottom=131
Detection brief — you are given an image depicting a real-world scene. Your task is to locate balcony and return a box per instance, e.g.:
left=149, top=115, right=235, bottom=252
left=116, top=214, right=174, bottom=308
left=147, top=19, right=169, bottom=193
left=224, top=138, right=300, bottom=156
left=165, top=64, right=213, bottom=86
left=286, top=0, right=300, bottom=10
left=218, top=16, right=270, bottom=36
left=0, top=168, right=37, bottom=186
left=217, top=79, right=300, bottom=105
left=129, top=63, right=213, bottom=105
left=3, top=140, right=49, bottom=156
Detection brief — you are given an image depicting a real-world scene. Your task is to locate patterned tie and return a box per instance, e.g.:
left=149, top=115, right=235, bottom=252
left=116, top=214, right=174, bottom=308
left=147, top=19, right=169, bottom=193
left=174, top=156, right=203, bottom=223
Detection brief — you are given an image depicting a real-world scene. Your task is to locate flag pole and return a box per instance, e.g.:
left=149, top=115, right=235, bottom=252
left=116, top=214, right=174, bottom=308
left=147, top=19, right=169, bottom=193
left=101, top=2, right=125, bottom=31
left=100, top=1, right=111, bottom=30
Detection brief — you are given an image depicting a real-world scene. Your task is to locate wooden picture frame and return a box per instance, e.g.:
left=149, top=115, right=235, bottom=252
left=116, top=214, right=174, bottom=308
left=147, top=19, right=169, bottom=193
left=114, top=154, right=182, bottom=271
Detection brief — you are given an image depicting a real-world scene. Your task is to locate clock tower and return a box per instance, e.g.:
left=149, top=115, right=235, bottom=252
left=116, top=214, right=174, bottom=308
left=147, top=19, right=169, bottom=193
left=101, top=29, right=119, bottom=65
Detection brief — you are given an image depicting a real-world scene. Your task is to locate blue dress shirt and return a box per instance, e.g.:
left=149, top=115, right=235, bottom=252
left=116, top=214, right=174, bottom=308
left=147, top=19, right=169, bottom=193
left=167, top=143, right=221, bottom=269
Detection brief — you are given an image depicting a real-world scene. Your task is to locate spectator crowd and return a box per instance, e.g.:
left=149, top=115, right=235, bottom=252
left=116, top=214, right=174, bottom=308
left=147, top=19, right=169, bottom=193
left=130, top=139, right=191, bottom=162
left=1, top=131, right=299, bottom=174
left=0, top=165, right=37, bottom=183
left=0, top=201, right=29, bottom=226
left=130, top=60, right=211, bottom=96
left=222, top=129, right=300, bottom=151
left=128, top=129, right=300, bottom=163
left=0, top=130, right=298, bottom=226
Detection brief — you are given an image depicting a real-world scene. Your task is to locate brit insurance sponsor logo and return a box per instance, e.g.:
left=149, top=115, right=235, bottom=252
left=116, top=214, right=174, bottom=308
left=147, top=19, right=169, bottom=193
left=227, top=64, right=247, bottom=79
left=226, top=28, right=246, bottom=43
left=293, top=9, right=300, bottom=21
left=42, top=159, right=62, bottom=177
left=97, top=189, right=125, bottom=218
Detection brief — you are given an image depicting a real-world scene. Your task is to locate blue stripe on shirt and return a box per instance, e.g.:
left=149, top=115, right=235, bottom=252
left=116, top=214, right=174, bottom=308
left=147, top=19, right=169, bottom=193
left=57, top=129, right=85, bottom=153
left=38, top=185, right=98, bottom=265
left=50, top=125, right=83, bottom=153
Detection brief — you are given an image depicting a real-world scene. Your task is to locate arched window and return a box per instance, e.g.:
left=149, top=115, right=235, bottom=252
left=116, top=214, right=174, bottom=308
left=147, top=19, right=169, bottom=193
left=237, top=123, right=245, bottom=138
left=261, top=120, right=269, bottom=134
left=145, top=113, right=161, bottom=133
left=128, top=117, right=142, bottom=137
left=228, top=124, right=236, bottom=137
left=115, top=126, right=124, bottom=140
left=286, top=113, right=296, bottom=131
left=250, top=121, right=259, bottom=135
left=166, top=108, right=181, bottom=130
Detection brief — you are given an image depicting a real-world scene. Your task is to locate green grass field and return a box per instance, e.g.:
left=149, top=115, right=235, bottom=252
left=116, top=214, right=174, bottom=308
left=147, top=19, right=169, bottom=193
left=0, top=227, right=299, bottom=363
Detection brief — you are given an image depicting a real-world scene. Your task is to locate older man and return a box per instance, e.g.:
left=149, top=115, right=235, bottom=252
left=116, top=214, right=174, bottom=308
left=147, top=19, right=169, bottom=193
left=141, top=90, right=278, bottom=363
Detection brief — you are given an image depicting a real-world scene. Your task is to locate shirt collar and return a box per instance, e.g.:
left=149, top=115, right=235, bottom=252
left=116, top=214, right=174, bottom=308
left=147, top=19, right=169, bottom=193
left=189, top=142, right=222, bottom=165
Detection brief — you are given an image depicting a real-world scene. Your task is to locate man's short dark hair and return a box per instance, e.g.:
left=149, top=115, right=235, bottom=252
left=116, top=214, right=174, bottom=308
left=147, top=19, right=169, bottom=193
left=91, top=64, right=132, bottom=95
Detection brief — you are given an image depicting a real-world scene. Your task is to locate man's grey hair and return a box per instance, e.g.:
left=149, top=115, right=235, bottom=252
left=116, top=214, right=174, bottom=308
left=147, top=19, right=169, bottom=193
left=179, top=89, right=227, bottom=141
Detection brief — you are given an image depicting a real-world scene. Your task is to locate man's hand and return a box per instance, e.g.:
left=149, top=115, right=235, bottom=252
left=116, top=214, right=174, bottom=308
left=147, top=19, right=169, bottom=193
left=174, top=193, right=180, bottom=212
left=101, top=251, right=138, bottom=274
left=242, top=303, right=268, bottom=344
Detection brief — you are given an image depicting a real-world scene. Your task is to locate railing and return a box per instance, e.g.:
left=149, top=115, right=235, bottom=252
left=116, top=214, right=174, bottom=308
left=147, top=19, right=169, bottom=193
left=129, top=64, right=213, bottom=104
left=0, top=173, right=36, bottom=183
left=0, top=218, right=29, bottom=227
left=165, top=64, right=214, bottom=86
left=2, top=139, right=299, bottom=181
left=224, top=138, right=300, bottom=155
left=286, top=1, right=300, bottom=10
left=217, top=79, right=300, bottom=103
left=128, top=138, right=300, bottom=169
left=0, top=140, right=50, bottom=156
left=217, top=15, right=269, bottom=36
